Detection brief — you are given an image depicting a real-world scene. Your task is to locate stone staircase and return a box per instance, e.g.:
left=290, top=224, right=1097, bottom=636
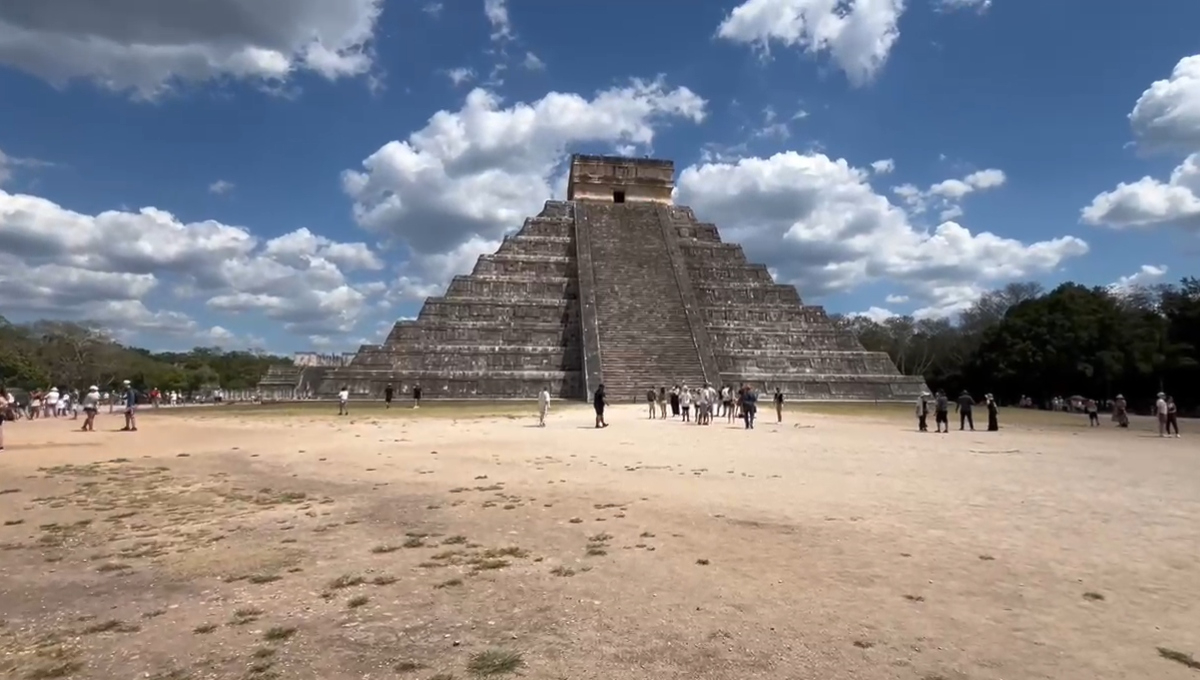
left=579, top=203, right=707, bottom=402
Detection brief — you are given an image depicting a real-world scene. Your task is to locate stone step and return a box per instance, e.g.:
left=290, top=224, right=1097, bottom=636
left=496, top=235, right=575, bottom=258
left=473, top=253, right=576, bottom=278
left=419, top=297, right=574, bottom=324
left=446, top=274, right=576, bottom=300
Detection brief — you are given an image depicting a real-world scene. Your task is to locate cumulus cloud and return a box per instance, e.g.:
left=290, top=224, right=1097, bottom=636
left=0, top=0, right=384, bottom=98
left=892, top=167, right=1006, bottom=220
left=1083, top=55, right=1200, bottom=230
left=674, top=152, right=1087, bottom=314
left=342, top=78, right=706, bottom=301
left=870, top=158, right=895, bottom=174
left=208, top=180, right=235, bottom=195
left=1108, top=264, right=1169, bottom=294
left=716, top=0, right=906, bottom=86
left=0, top=188, right=385, bottom=336
left=933, top=0, right=992, bottom=11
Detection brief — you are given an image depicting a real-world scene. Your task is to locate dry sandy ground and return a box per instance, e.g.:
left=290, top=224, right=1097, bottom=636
left=1, top=403, right=1198, bottom=680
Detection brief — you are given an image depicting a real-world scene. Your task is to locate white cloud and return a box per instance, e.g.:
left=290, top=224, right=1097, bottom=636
left=933, top=0, right=992, bottom=11
left=522, top=52, right=546, bottom=71
left=0, top=0, right=384, bottom=98
left=892, top=167, right=1006, bottom=218
left=870, top=158, right=895, bottom=174
left=884, top=293, right=909, bottom=303
left=716, top=0, right=906, bottom=86
left=852, top=306, right=897, bottom=322
left=423, top=3, right=443, bottom=17
left=446, top=67, right=475, bottom=87
left=0, top=188, right=385, bottom=336
left=208, top=180, right=235, bottom=195
left=342, top=78, right=706, bottom=300
left=674, top=152, right=1087, bottom=314
left=484, top=0, right=514, bottom=42
left=1083, top=55, right=1200, bottom=230
left=1109, top=264, right=1169, bottom=294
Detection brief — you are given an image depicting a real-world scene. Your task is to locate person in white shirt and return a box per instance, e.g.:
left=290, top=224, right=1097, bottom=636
left=680, top=388, right=692, bottom=422
left=537, top=387, right=551, bottom=427
left=45, top=388, right=60, bottom=418
left=1155, top=392, right=1169, bottom=437
left=81, top=386, right=100, bottom=432
left=337, top=387, right=350, bottom=416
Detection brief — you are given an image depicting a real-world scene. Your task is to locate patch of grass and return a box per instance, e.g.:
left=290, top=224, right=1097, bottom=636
left=588, top=532, right=612, bottom=543
left=853, top=640, right=874, bottom=649
left=584, top=546, right=607, bottom=557
left=231, top=607, right=264, bottom=625
left=466, top=649, right=524, bottom=677
left=435, top=578, right=463, bottom=589
left=327, top=574, right=365, bottom=589
left=347, top=595, right=370, bottom=609
left=1082, top=591, right=1105, bottom=601
left=251, top=648, right=277, bottom=659
left=978, top=554, right=995, bottom=561
left=372, top=575, right=398, bottom=585
left=0, top=488, right=22, bottom=495
left=903, top=594, right=925, bottom=602
left=550, top=566, right=575, bottom=577
left=25, top=660, right=85, bottom=679
left=95, top=562, right=132, bottom=573
left=481, top=546, right=527, bottom=559
left=82, top=619, right=139, bottom=634
left=431, top=550, right=462, bottom=561
left=402, top=537, right=425, bottom=548
left=263, top=625, right=297, bottom=641
left=429, top=674, right=455, bottom=680
left=393, top=660, right=425, bottom=673
left=193, top=623, right=218, bottom=634
left=1157, top=647, right=1200, bottom=670
left=3, top=519, right=24, bottom=526
left=142, top=609, right=166, bottom=619
left=371, top=544, right=401, bottom=554
left=247, top=574, right=282, bottom=584
left=696, top=558, right=710, bottom=566
left=471, top=558, right=509, bottom=571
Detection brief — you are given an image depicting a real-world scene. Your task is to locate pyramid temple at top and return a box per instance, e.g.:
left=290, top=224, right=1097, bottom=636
left=258, top=154, right=926, bottom=402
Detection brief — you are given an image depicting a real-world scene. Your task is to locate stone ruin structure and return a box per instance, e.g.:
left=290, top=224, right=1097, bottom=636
left=261, top=154, right=927, bottom=402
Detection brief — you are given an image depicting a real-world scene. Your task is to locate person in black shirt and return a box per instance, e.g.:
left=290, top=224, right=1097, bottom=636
left=956, top=390, right=975, bottom=431
left=594, top=384, right=608, bottom=428
left=773, top=388, right=784, bottom=423
left=412, top=384, right=422, bottom=409
left=384, top=384, right=394, bottom=409
left=646, top=388, right=657, bottom=419
left=985, top=393, right=999, bottom=431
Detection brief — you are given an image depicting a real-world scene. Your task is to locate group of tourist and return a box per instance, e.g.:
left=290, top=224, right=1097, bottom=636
left=915, top=390, right=999, bottom=433
left=643, top=383, right=782, bottom=430
left=0, top=381, right=140, bottom=446
left=337, top=383, right=423, bottom=415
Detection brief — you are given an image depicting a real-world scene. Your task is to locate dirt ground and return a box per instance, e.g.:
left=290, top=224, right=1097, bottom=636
left=1, top=402, right=1198, bottom=680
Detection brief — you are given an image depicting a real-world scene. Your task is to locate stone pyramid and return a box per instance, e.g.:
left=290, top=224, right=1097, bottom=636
left=309, top=155, right=927, bottom=402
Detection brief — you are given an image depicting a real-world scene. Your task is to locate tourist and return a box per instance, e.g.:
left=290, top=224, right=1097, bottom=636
left=985, top=393, right=999, bottom=431
left=726, top=386, right=737, bottom=424
left=1113, top=394, right=1129, bottom=428
left=120, top=380, right=138, bottom=432
left=81, top=386, right=100, bottom=432
left=46, top=386, right=59, bottom=418
left=773, top=387, right=784, bottom=423
left=915, top=391, right=929, bottom=432
left=0, top=386, right=10, bottom=451
left=537, top=386, right=550, bottom=427
left=741, top=385, right=758, bottom=429
left=956, top=390, right=975, bottom=431
left=1155, top=392, right=1168, bottom=437
left=384, top=384, right=394, bottom=409
left=1166, top=395, right=1180, bottom=437
left=29, top=390, right=41, bottom=420
left=646, top=387, right=658, bottom=419
left=593, top=384, right=608, bottom=428
left=1085, top=398, right=1099, bottom=426
left=934, top=389, right=949, bottom=434
left=338, top=386, right=350, bottom=416
left=695, top=385, right=709, bottom=425
left=412, top=383, right=422, bottom=409
left=680, top=387, right=692, bottom=422
left=706, top=384, right=719, bottom=424
left=658, top=387, right=667, bottom=419
left=669, top=385, right=680, bottom=418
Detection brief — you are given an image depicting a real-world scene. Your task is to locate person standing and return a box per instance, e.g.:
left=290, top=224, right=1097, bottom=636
left=956, top=390, right=975, bottom=431
left=680, top=387, right=692, bottom=423
left=696, top=385, right=709, bottom=425
left=81, top=386, right=100, bottom=432
left=120, top=380, right=138, bottom=432
left=669, top=385, right=680, bottom=418
left=593, top=384, right=608, bottom=428
left=412, top=384, right=422, bottom=409
left=773, top=388, right=784, bottom=423
left=1085, top=398, right=1099, bottom=426
left=338, top=386, right=350, bottom=416
left=658, top=387, right=667, bottom=419
left=0, top=386, right=10, bottom=451
left=1155, top=392, right=1169, bottom=437
left=646, top=388, right=658, bottom=419
left=1166, top=395, right=1180, bottom=437
left=934, top=389, right=949, bottom=434
left=537, top=386, right=551, bottom=427
left=1113, top=394, right=1129, bottom=428
left=985, top=393, right=999, bottom=431
left=384, top=384, right=394, bottom=409
left=742, top=385, right=758, bottom=429
left=915, top=391, right=929, bottom=432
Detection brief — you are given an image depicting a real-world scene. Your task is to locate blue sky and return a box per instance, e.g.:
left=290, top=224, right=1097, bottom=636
left=1, top=0, right=1198, bottom=352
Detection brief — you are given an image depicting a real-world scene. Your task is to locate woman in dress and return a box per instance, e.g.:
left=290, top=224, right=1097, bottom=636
left=985, top=393, right=999, bottom=431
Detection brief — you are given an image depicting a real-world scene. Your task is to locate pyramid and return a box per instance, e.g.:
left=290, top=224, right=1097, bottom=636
left=300, top=155, right=927, bottom=402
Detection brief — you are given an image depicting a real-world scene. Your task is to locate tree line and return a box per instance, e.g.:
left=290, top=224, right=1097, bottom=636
left=0, top=316, right=292, bottom=396
left=832, top=278, right=1200, bottom=413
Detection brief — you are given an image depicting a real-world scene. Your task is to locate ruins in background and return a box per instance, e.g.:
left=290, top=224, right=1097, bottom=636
left=258, top=155, right=927, bottom=402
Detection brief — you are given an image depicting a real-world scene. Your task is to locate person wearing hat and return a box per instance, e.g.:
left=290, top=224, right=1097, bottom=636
left=985, top=393, right=999, bottom=431
left=1113, top=394, right=1129, bottom=428
left=120, top=380, right=138, bottom=432
left=915, top=390, right=930, bottom=432
left=81, top=386, right=101, bottom=431
left=1155, top=392, right=1169, bottom=437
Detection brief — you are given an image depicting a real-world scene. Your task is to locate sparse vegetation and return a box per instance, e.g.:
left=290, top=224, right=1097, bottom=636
left=247, top=573, right=282, bottom=584
left=393, top=660, right=425, bottom=672
left=327, top=574, right=365, bottom=589
left=347, top=595, right=370, bottom=608
left=904, top=594, right=925, bottom=602
left=853, top=640, right=874, bottom=649
left=978, top=554, right=995, bottom=561
left=585, top=546, right=607, bottom=557
left=372, top=574, right=398, bottom=585
left=263, top=625, right=297, bottom=641
left=467, top=649, right=524, bottom=676
left=82, top=619, right=139, bottom=635
left=471, top=558, right=509, bottom=571
left=371, top=544, right=401, bottom=554
left=193, top=623, right=218, bottom=634
left=435, top=578, right=464, bottom=589
left=1157, top=647, right=1200, bottom=670
left=1083, top=592, right=1106, bottom=601
left=251, top=648, right=277, bottom=659
left=442, top=535, right=468, bottom=545
left=550, top=566, right=575, bottom=577
left=402, top=537, right=425, bottom=548
left=231, top=607, right=264, bottom=625
left=696, top=558, right=710, bottom=566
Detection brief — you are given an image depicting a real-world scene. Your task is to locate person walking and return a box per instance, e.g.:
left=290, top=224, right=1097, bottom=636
left=537, top=386, right=551, bottom=427
left=741, top=385, right=758, bottom=429
left=934, top=389, right=949, bottom=434
left=646, top=387, right=658, bottom=419
left=0, top=386, right=10, bottom=451
left=669, top=385, right=680, bottom=418
left=593, top=384, right=608, bottom=428
left=1085, top=398, right=1099, bottom=426
left=384, top=384, right=394, bottom=409
left=658, top=387, right=667, bottom=419
left=120, top=380, right=138, bottom=432
left=1155, top=392, right=1169, bottom=437
left=81, top=386, right=100, bottom=432
left=338, top=386, right=350, bottom=416
left=1166, top=395, right=1180, bottom=437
